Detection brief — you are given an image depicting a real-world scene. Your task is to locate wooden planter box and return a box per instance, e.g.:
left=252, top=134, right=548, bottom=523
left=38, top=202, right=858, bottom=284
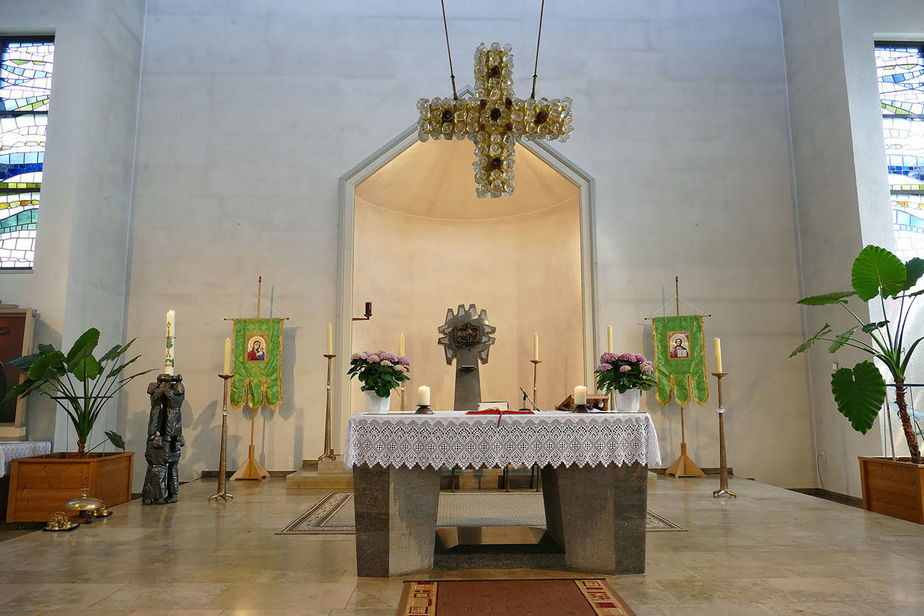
left=858, top=456, right=924, bottom=525
left=5, top=451, right=133, bottom=523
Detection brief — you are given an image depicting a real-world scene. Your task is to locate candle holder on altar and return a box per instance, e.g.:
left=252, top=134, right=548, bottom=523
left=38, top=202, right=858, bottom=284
left=711, top=371, right=736, bottom=499
left=530, top=359, right=541, bottom=410
left=209, top=373, right=234, bottom=502
left=415, top=404, right=433, bottom=415
left=318, top=353, right=337, bottom=462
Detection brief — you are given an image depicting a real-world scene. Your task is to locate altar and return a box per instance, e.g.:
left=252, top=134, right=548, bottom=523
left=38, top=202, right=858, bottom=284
left=344, top=411, right=660, bottom=577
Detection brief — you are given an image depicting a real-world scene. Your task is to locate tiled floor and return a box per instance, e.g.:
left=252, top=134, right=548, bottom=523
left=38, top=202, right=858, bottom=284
left=0, top=476, right=922, bottom=615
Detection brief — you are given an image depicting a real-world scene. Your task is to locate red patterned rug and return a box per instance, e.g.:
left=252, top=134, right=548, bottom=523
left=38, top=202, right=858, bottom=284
left=397, top=578, right=636, bottom=616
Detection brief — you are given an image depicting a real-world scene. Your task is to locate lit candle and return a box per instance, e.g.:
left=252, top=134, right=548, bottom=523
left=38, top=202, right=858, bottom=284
left=534, top=333, right=540, bottom=361
left=399, top=333, right=405, bottom=356
left=714, top=337, right=723, bottom=373
left=223, top=337, right=231, bottom=375
left=165, top=309, right=175, bottom=375
left=574, top=385, right=587, bottom=405
left=607, top=325, right=613, bottom=353
left=417, top=385, right=431, bottom=406
left=327, top=323, right=333, bottom=355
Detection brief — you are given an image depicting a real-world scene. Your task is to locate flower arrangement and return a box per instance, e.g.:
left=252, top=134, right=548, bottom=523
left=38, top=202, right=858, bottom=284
left=348, top=350, right=411, bottom=398
left=595, top=352, right=656, bottom=394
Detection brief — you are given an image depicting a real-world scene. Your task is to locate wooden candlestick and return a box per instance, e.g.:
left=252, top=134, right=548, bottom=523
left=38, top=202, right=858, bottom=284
left=209, top=374, right=234, bottom=501
left=319, top=353, right=337, bottom=462
left=711, top=371, right=736, bottom=498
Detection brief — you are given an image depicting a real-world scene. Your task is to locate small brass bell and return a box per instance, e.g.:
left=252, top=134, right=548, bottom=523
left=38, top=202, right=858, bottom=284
left=64, top=486, right=105, bottom=523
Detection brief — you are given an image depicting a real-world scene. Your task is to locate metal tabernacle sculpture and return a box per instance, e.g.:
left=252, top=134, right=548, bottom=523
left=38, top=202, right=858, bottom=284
left=142, top=374, right=185, bottom=504
left=438, top=304, right=496, bottom=410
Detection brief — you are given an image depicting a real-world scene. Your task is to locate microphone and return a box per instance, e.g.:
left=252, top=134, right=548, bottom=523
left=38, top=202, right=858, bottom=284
left=519, top=387, right=539, bottom=411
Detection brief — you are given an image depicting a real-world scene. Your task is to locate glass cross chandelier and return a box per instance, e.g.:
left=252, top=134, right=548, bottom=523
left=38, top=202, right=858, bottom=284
left=416, top=3, right=574, bottom=198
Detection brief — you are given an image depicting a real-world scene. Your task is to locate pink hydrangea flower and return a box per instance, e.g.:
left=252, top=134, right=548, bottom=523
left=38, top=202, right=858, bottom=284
left=366, top=354, right=380, bottom=363
left=395, top=365, right=408, bottom=373
left=619, top=365, right=632, bottom=373
left=380, top=360, right=393, bottom=367
left=641, top=361, right=654, bottom=374
left=600, top=352, right=618, bottom=364
left=397, top=355, right=410, bottom=366
left=598, top=362, right=613, bottom=371
left=351, top=353, right=361, bottom=360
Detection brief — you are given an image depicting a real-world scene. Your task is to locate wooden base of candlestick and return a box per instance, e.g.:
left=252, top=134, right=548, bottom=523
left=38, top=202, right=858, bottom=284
left=209, top=374, right=234, bottom=501
left=711, top=371, right=736, bottom=499
left=318, top=353, right=337, bottom=462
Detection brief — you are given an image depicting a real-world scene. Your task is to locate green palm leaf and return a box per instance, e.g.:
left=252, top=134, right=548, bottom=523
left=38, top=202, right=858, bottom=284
left=828, top=327, right=858, bottom=353
left=830, top=361, right=886, bottom=434
left=790, top=323, right=832, bottom=358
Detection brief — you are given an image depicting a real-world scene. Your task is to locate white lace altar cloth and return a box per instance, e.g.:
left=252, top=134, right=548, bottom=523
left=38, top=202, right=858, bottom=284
left=344, top=411, right=660, bottom=470
left=0, top=441, right=51, bottom=478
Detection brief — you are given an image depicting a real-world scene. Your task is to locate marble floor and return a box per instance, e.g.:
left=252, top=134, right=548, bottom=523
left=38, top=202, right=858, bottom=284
left=0, top=476, right=922, bottom=616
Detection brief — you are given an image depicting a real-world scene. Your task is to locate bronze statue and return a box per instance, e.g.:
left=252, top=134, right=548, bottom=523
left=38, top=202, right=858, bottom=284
left=438, top=304, right=496, bottom=410
left=142, top=374, right=185, bottom=505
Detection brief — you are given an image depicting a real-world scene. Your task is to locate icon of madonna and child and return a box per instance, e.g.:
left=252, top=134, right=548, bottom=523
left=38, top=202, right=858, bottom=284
left=246, top=335, right=268, bottom=362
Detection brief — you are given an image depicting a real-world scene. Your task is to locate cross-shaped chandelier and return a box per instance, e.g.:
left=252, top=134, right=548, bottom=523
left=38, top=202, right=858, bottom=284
left=416, top=42, right=574, bottom=198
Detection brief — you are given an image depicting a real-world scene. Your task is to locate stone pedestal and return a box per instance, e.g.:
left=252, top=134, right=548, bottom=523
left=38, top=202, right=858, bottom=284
left=541, top=463, right=648, bottom=574
left=286, top=455, right=354, bottom=490
left=352, top=464, right=441, bottom=577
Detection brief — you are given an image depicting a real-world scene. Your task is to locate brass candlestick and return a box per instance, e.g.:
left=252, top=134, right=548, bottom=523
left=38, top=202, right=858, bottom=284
left=530, top=359, right=542, bottom=410
left=400, top=385, right=406, bottom=412
left=711, top=371, right=736, bottom=498
left=318, top=353, right=337, bottom=462
left=209, top=374, right=234, bottom=502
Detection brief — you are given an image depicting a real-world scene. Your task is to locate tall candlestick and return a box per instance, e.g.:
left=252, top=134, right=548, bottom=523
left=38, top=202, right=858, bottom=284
left=574, top=385, right=587, bottom=405
left=533, top=333, right=540, bottom=361
left=714, top=337, right=723, bottom=374
left=399, top=333, right=405, bottom=356
left=327, top=323, right=333, bottom=355
left=607, top=325, right=613, bottom=353
left=222, top=337, right=231, bottom=375
left=417, top=385, right=431, bottom=406
left=165, top=309, right=176, bottom=375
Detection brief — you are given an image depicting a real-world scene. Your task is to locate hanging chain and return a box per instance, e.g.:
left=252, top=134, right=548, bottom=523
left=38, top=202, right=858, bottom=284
left=440, top=0, right=458, bottom=100
left=530, top=0, right=546, bottom=100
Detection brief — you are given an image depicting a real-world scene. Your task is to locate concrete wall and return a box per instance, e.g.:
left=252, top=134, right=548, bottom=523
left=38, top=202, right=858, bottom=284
left=1, top=1, right=825, bottom=490
left=0, top=0, right=146, bottom=449
left=781, top=0, right=924, bottom=497
left=119, top=0, right=816, bottom=489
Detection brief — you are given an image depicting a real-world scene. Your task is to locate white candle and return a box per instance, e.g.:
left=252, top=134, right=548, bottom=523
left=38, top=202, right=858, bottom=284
left=714, top=337, right=723, bottom=373
left=165, top=309, right=176, bottom=375
left=223, top=337, right=231, bottom=374
left=417, top=385, right=431, bottom=406
left=574, top=385, right=587, bottom=405
left=607, top=325, right=613, bottom=353
left=534, top=333, right=540, bottom=361
left=399, top=333, right=406, bottom=356
left=327, top=323, right=333, bottom=355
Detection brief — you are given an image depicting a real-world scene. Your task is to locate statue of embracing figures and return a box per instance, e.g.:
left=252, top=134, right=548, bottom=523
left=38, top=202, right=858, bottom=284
left=142, top=374, right=185, bottom=505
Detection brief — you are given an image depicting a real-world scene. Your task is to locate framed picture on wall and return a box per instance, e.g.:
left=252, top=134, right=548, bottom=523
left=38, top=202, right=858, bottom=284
left=0, top=306, right=36, bottom=440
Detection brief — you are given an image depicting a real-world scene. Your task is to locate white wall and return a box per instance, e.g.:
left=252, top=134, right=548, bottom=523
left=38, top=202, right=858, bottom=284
left=118, top=0, right=816, bottom=489
left=351, top=197, right=584, bottom=414
left=1, top=1, right=821, bottom=490
left=0, top=0, right=146, bottom=449
left=781, top=0, right=924, bottom=497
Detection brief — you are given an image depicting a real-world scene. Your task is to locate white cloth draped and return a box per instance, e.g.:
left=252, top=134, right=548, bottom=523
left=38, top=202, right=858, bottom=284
left=0, top=441, right=51, bottom=478
left=344, top=411, right=660, bottom=470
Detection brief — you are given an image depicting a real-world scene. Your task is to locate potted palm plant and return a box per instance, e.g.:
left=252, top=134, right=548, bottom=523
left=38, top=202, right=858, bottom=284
left=791, top=245, right=924, bottom=523
left=2, top=328, right=151, bottom=522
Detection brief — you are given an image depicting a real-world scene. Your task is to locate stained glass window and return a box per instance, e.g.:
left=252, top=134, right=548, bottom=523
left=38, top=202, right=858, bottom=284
left=0, top=38, right=53, bottom=270
left=876, top=43, right=924, bottom=261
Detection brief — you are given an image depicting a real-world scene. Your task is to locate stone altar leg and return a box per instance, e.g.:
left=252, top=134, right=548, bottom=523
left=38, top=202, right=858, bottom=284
left=541, top=463, right=648, bottom=574
left=352, top=464, right=441, bottom=577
